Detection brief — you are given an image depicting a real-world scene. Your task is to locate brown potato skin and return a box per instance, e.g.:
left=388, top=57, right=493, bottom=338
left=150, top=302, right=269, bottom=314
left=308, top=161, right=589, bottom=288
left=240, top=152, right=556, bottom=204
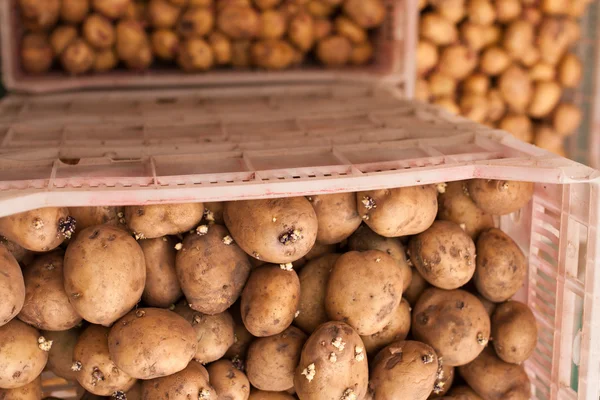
left=74, top=325, right=137, bottom=396
left=224, top=197, right=318, bottom=264
left=309, top=193, right=361, bottom=245
left=125, top=203, right=204, bottom=239
left=0, top=207, right=69, bottom=252
left=343, top=0, right=385, bottom=28
left=176, top=224, right=251, bottom=314
left=61, top=39, right=96, bottom=75
left=140, top=237, right=182, bottom=308
left=207, top=359, right=251, bottom=400
left=249, top=390, right=295, bottom=400
left=205, top=202, right=225, bottom=224
left=474, top=228, right=527, bottom=302
left=404, top=267, right=430, bottom=307
left=431, top=362, right=455, bottom=398
left=64, top=225, right=146, bottom=326
left=444, top=386, right=483, bottom=399
left=218, top=5, right=260, bottom=39
left=108, top=308, right=197, bottom=379
left=116, top=20, right=153, bottom=70
left=491, top=301, right=537, bottom=364
left=173, top=302, right=235, bottom=363
left=458, top=347, right=531, bottom=400
left=317, top=35, right=352, bottom=66
left=141, top=361, right=217, bottom=399
left=0, top=237, right=33, bottom=266
left=43, top=328, right=80, bottom=381
left=361, top=298, right=411, bottom=356
left=326, top=250, right=403, bottom=335
left=247, top=326, right=307, bottom=391
left=18, top=251, right=82, bottom=331
left=61, top=0, right=90, bottom=23
left=348, top=224, right=412, bottom=291
left=289, top=12, right=315, bottom=52
left=0, top=245, right=24, bottom=327
left=83, top=13, right=116, bottom=49
left=437, top=181, right=495, bottom=240
left=412, top=288, right=490, bottom=366
left=409, top=221, right=476, bottom=290
left=241, top=265, right=300, bottom=337
left=92, top=0, right=130, bottom=19
left=225, top=301, right=256, bottom=359
left=294, top=321, right=368, bottom=400
left=467, top=179, right=534, bottom=216
left=50, top=25, right=78, bottom=56
left=0, top=319, right=48, bottom=389
left=295, top=253, right=340, bottom=334
left=68, top=206, right=122, bottom=234
left=0, top=375, right=42, bottom=399
left=371, top=340, right=438, bottom=400
left=357, top=185, right=438, bottom=237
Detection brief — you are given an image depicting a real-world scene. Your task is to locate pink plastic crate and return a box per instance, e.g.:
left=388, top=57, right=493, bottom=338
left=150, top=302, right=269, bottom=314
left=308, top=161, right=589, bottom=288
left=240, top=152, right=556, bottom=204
left=0, top=83, right=598, bottom=400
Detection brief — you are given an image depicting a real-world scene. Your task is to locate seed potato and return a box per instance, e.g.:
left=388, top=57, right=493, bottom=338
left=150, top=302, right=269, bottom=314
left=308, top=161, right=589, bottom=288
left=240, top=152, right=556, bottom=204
left=19, top=251, right=82, bottom=331
left=404, top=268, right=430, bottom=306
left=141, top=361, right=216, bottom=399
left=0, top=207, right=70, bottom=252
left=246, top=326, right=307, bottom=391
left=360, top=298, right=411, bottom=356
left=207, top=359, right=250, bottom=400
left=309, top=193, right=361, bottom=245
left=357, top=185, right=438, bottom=237
left=241, top=264, right=300, bottom=337
left=0, top=245, right=24, bottom=327
left=125, top=202, right=204, bottom=239
left=108, top=308, right=197, bottom=379
left=467, top=179, right=534, bottom=216
left=0, top=375, right=42, bottom=399
left=326, top=250, right=403, bottom=336
left=43, top=328, right=80, bottom=381
left=225, top=301, right=256, bottom=359
left=68, top=206, right=122, bottom=234
left=139, top=236, right=182, bottom=308
left=73, top=325, right=137, bottom=396
left=0, top=319, right=48, bottom=389
left=431, top=362, right=455, bottom=397
left=491, top=301, right=538, bottom=364
left=294, top=321, right=368, bottom=400
left=249, top=390, right=295, bottom=400
left=370, top=340, right=439, bottom=400
left=412, top=288, right=490, bottom=366
left=295, top=253, right=340, bottom=334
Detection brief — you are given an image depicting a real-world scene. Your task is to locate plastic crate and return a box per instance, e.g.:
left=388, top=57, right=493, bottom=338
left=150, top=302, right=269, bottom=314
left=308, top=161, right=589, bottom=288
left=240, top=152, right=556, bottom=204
left=0, top=82, right=597, bottom=400
left=0, top=0, right=416, bottom=96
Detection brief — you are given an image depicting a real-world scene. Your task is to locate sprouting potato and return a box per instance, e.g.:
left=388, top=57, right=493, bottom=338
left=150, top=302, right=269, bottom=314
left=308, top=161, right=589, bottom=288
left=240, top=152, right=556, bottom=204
left=151, top=29, right=179, bottom=61
left=417, top=40, right=438, bottom=76
left=21, top=33, right=54, bottom=74
left=468, top=0, right=496, bottom=25
left=480, top=46, right=510, bottom=76
left=420, top=13, right=458, bottom=46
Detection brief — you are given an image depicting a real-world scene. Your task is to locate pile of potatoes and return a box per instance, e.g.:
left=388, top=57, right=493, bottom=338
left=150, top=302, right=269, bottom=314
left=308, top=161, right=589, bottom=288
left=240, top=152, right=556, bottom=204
left=18, top=0, right=386, bottom=75
left=417, top=0, right=592, bottom=156
left=0, top=179, right=539, bottom=400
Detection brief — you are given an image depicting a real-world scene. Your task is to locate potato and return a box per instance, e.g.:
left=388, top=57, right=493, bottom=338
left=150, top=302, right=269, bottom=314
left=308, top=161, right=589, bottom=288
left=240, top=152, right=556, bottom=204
left=313, top=18, right=333, bottom=41
left=73, top=325, right=136, bottom=395
left=438, top=45, right=478, bottom=80
left=126, top=203, right=204, bottom=239
left=495, top=0, right=521, bottom=22
left=173, top=302, right=235, bottom=363
left=558, top=53, right=582, bottom=88
left=0, top=207, right=70, bottom=252
left=409, top=221, right=476, bottom=290
left=420, top=13, right=458, bottom=46
left=431, top=362, right=454, bottom=397
left=178, top=6, right=213, bottom=37
left=404, top=268, right=430, bottom=306
left=0, top=375, right=42, bottom=399
left=371, top=340, right=438, bottom=400
left=528, top=81, right=562, bottom=118
left=83, top=14, right=115, bottom=50
left=218, top=6, right=260, bottom=39
left=92, top=0, right=130, bottom=19
left=467, top=0, right=495, bottom=25
left=0, top=238, right=32, bottom=267
left=482, top=24, right=501, bottom=47
left=357, top=185, right=437, bottom=237
left=224, top=197, right=318, bottom=263
left=480, top=46, right=510, bottom=76
left=486, top=90, right=506, bottom=123
left=347, top=224, right=412, bottom=291
left=476, top=294, right=497, bottom=317
left=64, top=225, right=146, bottom=326
left=21, top=34, right=54, bottom=75
left=258, top=9, right=286, bottom=39
left=19, top=0, right=60, bottom=30
left=351, top=42, right=374, bottom=65
left=519, top=46, right=540, bottom=68
left=459, top=22, right=486, bottom=52
left=360, top=298, right=411, bottom=356
left=289, top=12, right=315, bottom=52
left=430, top=0, right=465, bottom=23
left=474, top=228, right=527, bottom=303
left=295, top=254, right=340, bottom=333
left=343, top=0, right=385, bottom=28
left=529, top=62, right=555, bottom=82
left=534, top=124, right=564, bottom=154
left=434, top=98, right=460, bottom=115
left=43, top=328, right=80, bottom=381
left=417, top=40, right=438, bottom=76
left=458, top=347, right=531, bottom=399
left=108, top=308, right=197, bottom=379
left=247, top=326, right=307, bottom=391
left=231, top=40, right=252, bottom=68
left=499, top=66, right=533, bottom=114
left=460, top=94, right=488, bottom=123
left=93, top=48, right=118, bottom=71
left=326, top=250, right=403, bottom=335
left=139, top=236, right=181, bottom=308
left=522, top=6, right=542, bottom=25
left=207, top=360, right=250, bottom=400
left=542, top=0, right=568, bottom=14
left=498, top=114, right=533, bottom=143
left=151, top=29, right=179, bottom=60
left=18, top=251, right=81, bottom=331
left=249, top=390, right=295, bottom=400
left=306, top=193, right=361, bottom=245
left=61, top=0, right=90, bottom=23
left=69, top=207, right=122, bottom=236
left=467, top=179, right=534, bottom=216
left=148, top=0, right=181, bottom=28
left=538, top=18, right=571, bottom=65
left=61, top=39, right=95, bottom=74
left=491, top=301, right=537, bottom=364
left=208, top=32, right=232, bottom=65
left=307, top=0, right=334, bottom=18
left=225, top=302, right=255, bottom=359
left=416, top=79, right=430, bottom=102
left=412, top=288, right=490, bottom=366
left=125, top=0, right=148, bottom=20
left=141, top=360, right=216, bottom=399
left=553, top=103, right=582, bottom=136
left=178, top=38, right=214, bottom=71
left=116, top=20, right=153, bottom=70
left=429, top=72, right=457, bottom=98
left=462, top=74, right=489, bottom=96
left=176, top=224, right=251, bottom=314
left=503, top=20, right=533, bottom=60
left=335, top=16, right=367, bottom=44
left=50, top=26, right=78, bottom=57
left=254, top=0, right=281, bottom=8
left=316, top=35, right=352, bottom=67
left=294, top=321, right=368, bottom=400
left=241, top=265, right=300, bottom=337
left=0, top=245, right=24, bottom=327
left=0, top=319, right=48, bottom=389
left=251, top=39, right=296, bottom=69
left=445, top=386, right=483, bottom=399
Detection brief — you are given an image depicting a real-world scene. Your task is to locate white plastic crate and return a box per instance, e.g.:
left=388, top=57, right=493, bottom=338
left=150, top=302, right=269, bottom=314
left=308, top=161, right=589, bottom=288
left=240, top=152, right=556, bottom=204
left=0, top=83, right=598, bottom=400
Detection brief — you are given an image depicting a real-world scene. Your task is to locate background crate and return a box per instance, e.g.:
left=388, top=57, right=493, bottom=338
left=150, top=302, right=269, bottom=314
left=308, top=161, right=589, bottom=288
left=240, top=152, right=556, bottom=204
left=0, top=0, right=417, bottom=96
left=0, top=82, right=597, bottom=399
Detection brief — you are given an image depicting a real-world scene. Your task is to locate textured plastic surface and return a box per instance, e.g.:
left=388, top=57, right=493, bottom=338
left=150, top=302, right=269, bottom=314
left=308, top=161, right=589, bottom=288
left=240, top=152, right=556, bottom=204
left=0, top=0, right=416, bottom=96
left=0, top=83, right=597, bottom=400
